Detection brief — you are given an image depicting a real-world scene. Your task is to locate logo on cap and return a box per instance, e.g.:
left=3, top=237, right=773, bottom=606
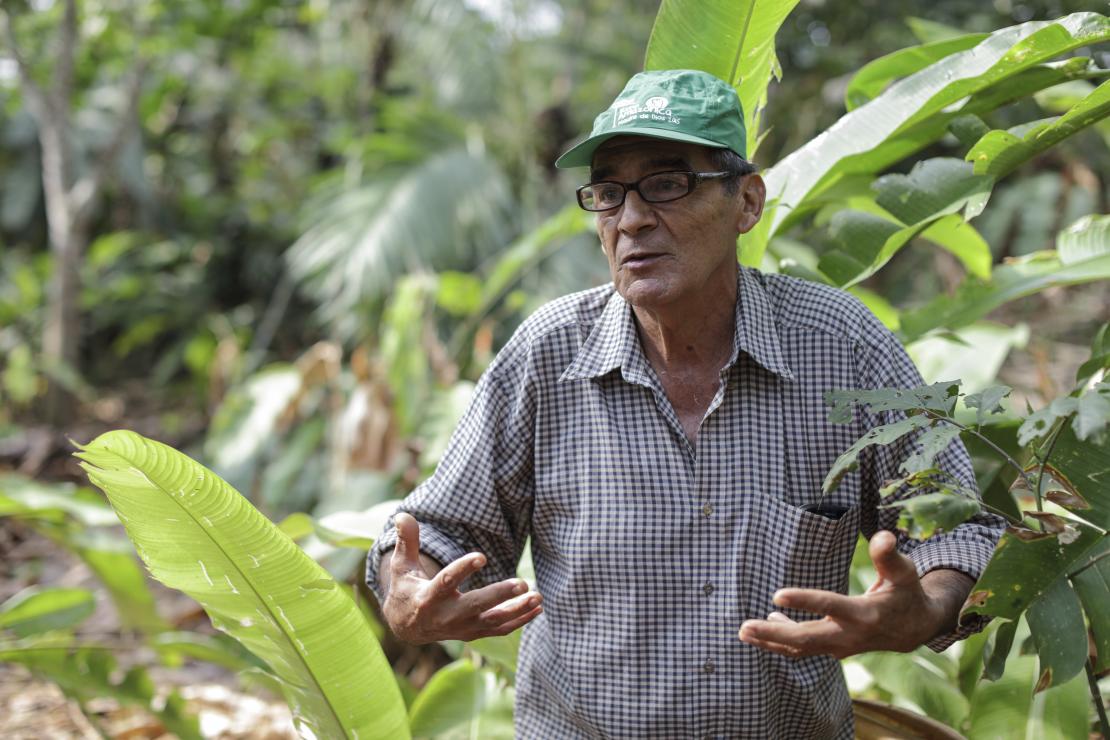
left=645, top=96, right=669, bottom=112
left=613, top=96, right=681, bottom=127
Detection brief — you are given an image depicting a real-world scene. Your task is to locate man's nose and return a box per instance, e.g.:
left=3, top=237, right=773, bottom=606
left=617, top=190, right=657, bottom=234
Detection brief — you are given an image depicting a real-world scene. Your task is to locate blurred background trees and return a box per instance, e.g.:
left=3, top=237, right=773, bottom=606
left=1, top=0, right=1107, bottom=737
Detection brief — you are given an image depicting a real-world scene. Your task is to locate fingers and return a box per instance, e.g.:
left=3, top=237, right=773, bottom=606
left=485, top=603, right=543, bottom=637
left=773, top=588, right=859, bottom=621
left=477, top=589, right=542, bottom=625
left=391, top=513, right=423, bottom=574
left=428, top=552, right=488, bottom=597
left=465, top=577, right=531, bottom=613
left=869, top=530, right=918, bottom=587
left=739, top=616, right=844, bottom=658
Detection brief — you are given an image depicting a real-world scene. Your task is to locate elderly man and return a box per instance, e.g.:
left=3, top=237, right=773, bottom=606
left=366, top=69, right=1002, bottom=738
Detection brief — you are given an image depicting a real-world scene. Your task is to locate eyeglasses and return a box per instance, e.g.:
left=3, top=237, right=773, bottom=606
left=575, top=170, right=732, bottom=212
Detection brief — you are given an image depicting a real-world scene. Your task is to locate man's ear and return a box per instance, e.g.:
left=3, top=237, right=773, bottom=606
left=735, top=174, right=766, bottom=235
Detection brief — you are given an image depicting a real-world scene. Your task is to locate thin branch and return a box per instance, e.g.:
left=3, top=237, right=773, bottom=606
left=923, top=410, right=1033, bottom=486
left=70, top=57, right=149, bottom=224
left=53, top=0, right=78, bottom=118
left=0, top=9, right=52, bottom=122
left=1032, top=415, right=1069, bottom=514
left=1086, top=659, right=1110, bottom=740
left=923, top=468, right=1025, bottom=527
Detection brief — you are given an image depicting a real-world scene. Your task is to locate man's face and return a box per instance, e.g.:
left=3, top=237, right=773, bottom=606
left=589, top=137, right=764, bottom=310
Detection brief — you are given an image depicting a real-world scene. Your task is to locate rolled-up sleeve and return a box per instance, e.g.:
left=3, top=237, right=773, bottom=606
left=855, top=323, right=1005, bottom=651
left=365, top=357, right=536, bottom=605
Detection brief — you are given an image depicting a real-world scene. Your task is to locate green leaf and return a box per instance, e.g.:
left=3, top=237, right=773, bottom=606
left=1058, top=213, right=1110, bottom=266
left=764, top=13, right=1110, bottom=235
left=906, top=16, right=967, bottom=43
left=900, top=423, right=963, bottom=475
left=967, top=79, right=1110, bottom=179
left=436, top=271, right=483, bottom=317
left=1024, top=576, right=1088, bottom=690
left=74, top=430, right=409, bottom=740
left=1076, top=322, right=1110, bottom=386
left=277, top=512, right=316, bottom=541
left=885, top=492, right=981, bottom=539
left=854, top=651, right=969, bottom=729
left=917, top=215, right=993, bottom=280
left=152, top=631, right=265, bottom=672
left=964, top=524, right=1103, bottom=621
left=965, top=385, right=1013, bottom=427
left=967, top=620, right=1090, bottom=740
left=0, top=474, right=118, bottom=527
left=408, top=659, right=491, bottom=738
left=644, top=0, right=802, bottom=157
left=468, top=631, right=521, bottom=675
left=899, top=250, right=1110, bottom=343
left=1074, top=383, right=1110, bottom=441
left=0, top=642, right=201, bottom=739
left=1071, top=538, right=1110, bottom=672
left=1034, top=427, right=1110, bottom=530
left=982, top=618, right=1018, bottom=681
left=0, top=588, right=95, bottom=637
left=314, top=500, right=403, bottom=549
left=845, top=34, right=989, bottom=110
left=1017, top=396, right=1078, bottom=446
left=822, top=416, right=932, bottom=494
left=874, top=158, right=994, bottom=226
left=824, top=380, right=961, bottom=423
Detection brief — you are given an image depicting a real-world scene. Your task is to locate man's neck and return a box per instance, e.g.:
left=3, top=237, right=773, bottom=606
left=631, top=271, right=737, bottom=376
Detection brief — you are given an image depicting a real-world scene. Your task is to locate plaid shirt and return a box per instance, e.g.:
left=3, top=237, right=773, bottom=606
left=366, top=265, right=1003, bottom=739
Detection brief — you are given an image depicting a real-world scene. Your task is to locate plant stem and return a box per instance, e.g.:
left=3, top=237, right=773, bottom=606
left=924, top=411, right=1033, bottom=486
left=1032, top=415, right=1069, bottom=514
left=1086, top=659, right=1110, bottom=740
left=921, top=468, right=1024, bottom=527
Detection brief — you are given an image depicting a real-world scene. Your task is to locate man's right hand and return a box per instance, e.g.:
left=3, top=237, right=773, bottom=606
left=379, top=512, right=543, bottom=645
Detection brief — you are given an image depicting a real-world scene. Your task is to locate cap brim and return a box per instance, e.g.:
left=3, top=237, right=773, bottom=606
left=554, top=127, right=732, bottom=169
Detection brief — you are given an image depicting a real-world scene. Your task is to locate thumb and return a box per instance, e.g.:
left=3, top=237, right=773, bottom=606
left=392, top=512, right=423, bottom=573
left=869, top=530, right=918, bottom=587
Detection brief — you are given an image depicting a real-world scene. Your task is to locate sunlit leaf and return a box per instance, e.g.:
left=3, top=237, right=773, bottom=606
left=854, top=652, right=969, bottom=728
left=644, top=0, right=801, bottom=157
left=967, top=79, right=1110, bottom=179
left=0, top=588, right=95, bottom=638
left=884, top=492, right=981, bottom=539
left=152, top=631, right=265, bottom=672
left=75, top=430, right=409, bottom=740
left=1074, top=383, right=1110, bottom=440
left=899, top=250, right=1110, bottom=343
left=408, top=659, right=492, bottom=738
left=764, top=13, right=1110, bottom=234
left=1017, top=396, right=1078, bottom=446
left=315, top=501, right=403, bottom=549
left=845, top=34, right=989, bottom=110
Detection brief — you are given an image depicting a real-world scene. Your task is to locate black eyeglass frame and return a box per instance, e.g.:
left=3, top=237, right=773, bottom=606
left=575, top=168, right=751, bottom=212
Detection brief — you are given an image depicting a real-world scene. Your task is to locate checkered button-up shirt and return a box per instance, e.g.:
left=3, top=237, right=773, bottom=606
left=366, top=265, right=1003, bottom=739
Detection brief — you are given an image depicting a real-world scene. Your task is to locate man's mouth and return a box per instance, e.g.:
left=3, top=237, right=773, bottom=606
left=620, top=252, right=666, bottom=268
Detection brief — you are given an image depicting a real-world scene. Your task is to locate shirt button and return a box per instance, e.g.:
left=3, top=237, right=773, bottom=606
left=702, top=502, right=713, bottom=517
left=703, top=657, right=715, bottom=674
left=702, top=582, right=715, bottom=596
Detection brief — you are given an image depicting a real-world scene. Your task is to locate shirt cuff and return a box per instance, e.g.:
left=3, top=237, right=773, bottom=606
left=365, top=518, right=470, bottom=605
left=906, top=534, right=996, bottom=652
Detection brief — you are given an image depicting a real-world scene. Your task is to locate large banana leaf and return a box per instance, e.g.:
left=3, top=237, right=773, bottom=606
left=75, top=430, right=409, bottom=740
left=643, top=0, right=800, bottom=158
left=968, top=78, right=1110, bottom=179
left=898, top=215, right=1110, bottom=342
left=844, top=33, right=988, bottom=111
left=763, top=12, right=1110, bottom=235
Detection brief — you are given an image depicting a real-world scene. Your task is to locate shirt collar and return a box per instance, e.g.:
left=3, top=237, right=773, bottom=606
left=560, top=266, right=794, bottom=384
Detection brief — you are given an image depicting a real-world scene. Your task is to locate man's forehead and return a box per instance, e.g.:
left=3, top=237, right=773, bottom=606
left=591, top=136, right=714, bottom=172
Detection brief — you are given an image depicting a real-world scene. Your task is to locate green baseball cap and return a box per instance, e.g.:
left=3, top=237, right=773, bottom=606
left=554, top=69, right=746, bottom=169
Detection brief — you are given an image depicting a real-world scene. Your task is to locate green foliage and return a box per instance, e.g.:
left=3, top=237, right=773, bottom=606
left=0, top=641, right=202, bottom=739
left=76, top=430, right=410, bottom=740
left=644, top=0, right=801, bottom=157
left=0, top=587, right=96, bottom=638
left=407, top=659, right=493, bottom=738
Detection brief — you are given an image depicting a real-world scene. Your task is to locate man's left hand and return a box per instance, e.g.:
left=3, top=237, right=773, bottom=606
left=738, top=530, right=974, bottom=659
